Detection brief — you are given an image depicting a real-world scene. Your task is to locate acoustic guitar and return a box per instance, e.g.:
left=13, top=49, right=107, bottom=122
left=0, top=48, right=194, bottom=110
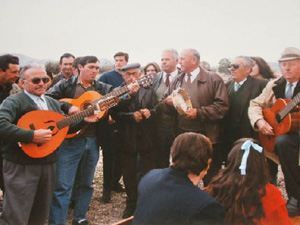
left=60, top=74, right=154, bottom=137
left=17, top=96, right=118, bottom=158
left=259, top=92, right=300, bottom=152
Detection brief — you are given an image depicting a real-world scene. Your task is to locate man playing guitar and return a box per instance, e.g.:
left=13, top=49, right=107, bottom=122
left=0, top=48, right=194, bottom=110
left=249, top=47, right=300, bottom=217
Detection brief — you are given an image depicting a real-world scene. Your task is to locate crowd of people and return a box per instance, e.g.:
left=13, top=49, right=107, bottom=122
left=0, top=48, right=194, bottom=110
left=0, top=46, right=299, bottom=225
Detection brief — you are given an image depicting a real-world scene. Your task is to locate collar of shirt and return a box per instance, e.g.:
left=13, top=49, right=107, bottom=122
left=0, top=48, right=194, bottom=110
left=163, top=69, right=178, bottom=83
left=185, top=67, right=200, bottom=83
left=24, top=90, right=48, bottom=110
left=60, top=73, right=74, bottom=80
left=76, top=77, right=96, bottom=89
left=234, top=77, right=248, bottom=87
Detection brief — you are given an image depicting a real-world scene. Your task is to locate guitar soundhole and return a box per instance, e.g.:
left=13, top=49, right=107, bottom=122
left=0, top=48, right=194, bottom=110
left=83, top=103, right=92, bottom=110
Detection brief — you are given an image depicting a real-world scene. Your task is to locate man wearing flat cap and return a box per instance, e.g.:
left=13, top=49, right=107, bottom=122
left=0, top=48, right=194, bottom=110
left=111, top=63, right=158, bottom=219
left=249, top=47, right=300, bottom=217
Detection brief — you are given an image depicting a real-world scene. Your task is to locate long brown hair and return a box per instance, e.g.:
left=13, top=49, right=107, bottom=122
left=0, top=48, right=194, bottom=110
left=206, top=138, right=270, bottom=225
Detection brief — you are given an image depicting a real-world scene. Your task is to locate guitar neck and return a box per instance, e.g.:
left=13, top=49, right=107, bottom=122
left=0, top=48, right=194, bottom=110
left=278, top=92, right=300, bottom=120
left=57, top=107, right=94, bottom=129
left=97, top=85, right=130, bottom=103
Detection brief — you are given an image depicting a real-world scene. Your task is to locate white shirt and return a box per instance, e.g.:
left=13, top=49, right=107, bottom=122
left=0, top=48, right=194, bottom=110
left=24, top=90, right=48, bottom=110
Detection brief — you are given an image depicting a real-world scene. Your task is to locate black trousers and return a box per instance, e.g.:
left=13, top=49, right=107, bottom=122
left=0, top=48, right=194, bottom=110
left=102, top=125, right=122, bottom=190
left=275, top=132, right=300, bottom=201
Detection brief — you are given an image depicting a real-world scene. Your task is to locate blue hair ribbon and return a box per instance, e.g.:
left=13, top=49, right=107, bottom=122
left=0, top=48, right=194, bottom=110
left=239, top=140, right=263, bottom=175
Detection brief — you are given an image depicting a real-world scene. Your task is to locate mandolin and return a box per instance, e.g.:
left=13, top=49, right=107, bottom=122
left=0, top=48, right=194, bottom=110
left=259, top=92, right=300, bottom=152
left=17, top=96, right=118, bottom=158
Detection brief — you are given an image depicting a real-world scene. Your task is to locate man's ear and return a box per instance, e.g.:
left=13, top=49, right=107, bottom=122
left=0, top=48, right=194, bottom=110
left=205, top=158, right=212, bottom=172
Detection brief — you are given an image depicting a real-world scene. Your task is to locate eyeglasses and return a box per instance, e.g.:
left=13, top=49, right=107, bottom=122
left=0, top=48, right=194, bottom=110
left=229, top=64, right=240, bottom=69
left=124, top=72, right=139, bottom=77
left=30, top=77, right=50, bottom=84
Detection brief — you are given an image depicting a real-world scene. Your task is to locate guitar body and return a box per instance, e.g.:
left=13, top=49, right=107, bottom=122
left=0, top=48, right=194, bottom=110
left=60, top=91, right=108, bottom=119
left=17, top=110, right=69, bottom=158
left=259, top=99, right=292, bottom=152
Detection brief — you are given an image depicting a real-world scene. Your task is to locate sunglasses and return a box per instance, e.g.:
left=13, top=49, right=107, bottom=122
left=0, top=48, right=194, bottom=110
left=30, top=77, right=50, bottom=84
left=229, top=64, right=240, bottom=69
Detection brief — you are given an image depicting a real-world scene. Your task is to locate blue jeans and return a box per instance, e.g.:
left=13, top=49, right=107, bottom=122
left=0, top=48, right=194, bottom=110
left=49, top=137, right=99, bottom=225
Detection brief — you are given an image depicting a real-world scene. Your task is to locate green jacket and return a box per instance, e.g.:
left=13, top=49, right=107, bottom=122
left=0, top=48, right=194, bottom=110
left=0, top=91, right=84, bottom=164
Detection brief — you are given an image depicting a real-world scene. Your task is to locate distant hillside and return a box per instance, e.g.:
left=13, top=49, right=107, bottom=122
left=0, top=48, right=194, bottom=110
left=0, top=53, right=55, bottom=66
left=0, top=53, right=114, bottom=72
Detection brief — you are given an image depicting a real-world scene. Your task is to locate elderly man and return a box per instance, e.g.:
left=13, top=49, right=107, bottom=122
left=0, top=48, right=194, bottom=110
left=249, top=47, right=300, bottom=217
left=0, top=64, right=95, bottom=225
left=161, top=48, right=229, bottom=185
left=111, top=63, right=158, bottom=219
left=152, top=49, right=180, bottom=168
left=223, top=56, right=268, bottom=163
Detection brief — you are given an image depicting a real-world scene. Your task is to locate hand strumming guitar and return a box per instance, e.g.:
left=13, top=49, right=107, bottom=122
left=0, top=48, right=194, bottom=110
left=256, top=119, right=275, bottom=136
left=33, top=129, right=52, bottom=144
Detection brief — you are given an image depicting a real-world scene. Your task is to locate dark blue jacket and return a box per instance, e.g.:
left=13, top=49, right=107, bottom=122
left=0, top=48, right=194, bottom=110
left=134, top=168, right=224, bottom=225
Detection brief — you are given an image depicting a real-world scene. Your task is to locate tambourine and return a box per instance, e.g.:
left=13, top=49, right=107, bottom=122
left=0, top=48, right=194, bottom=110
left=171, top=88, right=192, bottom=115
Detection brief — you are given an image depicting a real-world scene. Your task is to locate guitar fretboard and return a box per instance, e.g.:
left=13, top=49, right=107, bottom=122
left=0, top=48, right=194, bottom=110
left=56, top=106, right=95, bottom=129
left=277, top=92, right=300, bottom=121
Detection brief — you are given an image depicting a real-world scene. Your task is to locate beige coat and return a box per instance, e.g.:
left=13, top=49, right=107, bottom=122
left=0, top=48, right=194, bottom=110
left=248, top=78, right=279, bottom=130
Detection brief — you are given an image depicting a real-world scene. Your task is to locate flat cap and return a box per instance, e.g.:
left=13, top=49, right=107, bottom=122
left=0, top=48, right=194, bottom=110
left=278, top=47, right=300, bottom=62
left=121, top=63, right=141, bottom=71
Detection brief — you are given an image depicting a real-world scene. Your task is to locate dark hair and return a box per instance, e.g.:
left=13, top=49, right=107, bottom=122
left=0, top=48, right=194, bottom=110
left=59, top=53, right=75, bottom=63
left=45, top=61, right=60, bottom=76
left=79, top=56, right=99, bottom=67
left=73, top=57, right=82, bottom=74
left=0, top=54, right=19, bottom=72
left=251, top=57, right=276, bottom=79
left=114, top=52, right=129, bottom=62
left=206, top=138, right=270, bottom=225
left=170, top=132, right=212, bottom=175
left=143, top=62, right=161, bottom=74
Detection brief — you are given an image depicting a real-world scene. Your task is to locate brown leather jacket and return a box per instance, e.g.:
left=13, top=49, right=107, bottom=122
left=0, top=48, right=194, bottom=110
left=160, top=67, right=229, bottom=144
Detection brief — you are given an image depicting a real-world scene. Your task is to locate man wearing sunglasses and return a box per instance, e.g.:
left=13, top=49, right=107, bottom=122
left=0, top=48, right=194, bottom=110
left=0, top=64, right=97, bottom=225
left=249, top=47, right=300, bottom=217
left=160, top=48, right=229, bottom=186
left=223, top=56, right=268, bottom=164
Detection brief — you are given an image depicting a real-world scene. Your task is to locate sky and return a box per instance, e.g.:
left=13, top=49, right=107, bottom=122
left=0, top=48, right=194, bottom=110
left=1, top=0, right=300, bottom=67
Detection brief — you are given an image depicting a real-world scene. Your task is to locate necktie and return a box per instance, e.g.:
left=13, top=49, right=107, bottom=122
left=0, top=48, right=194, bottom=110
left=285, top=83, right=294, bottom=99
left=234, top=83, right=241, bottom=92
left=187, top=73, right=192, bottom=85
left=165, top=74, right=170, bottom=87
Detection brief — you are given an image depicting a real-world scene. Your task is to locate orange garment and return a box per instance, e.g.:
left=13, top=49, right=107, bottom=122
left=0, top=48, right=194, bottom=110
left=258, top=183, right=292, bottom=225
